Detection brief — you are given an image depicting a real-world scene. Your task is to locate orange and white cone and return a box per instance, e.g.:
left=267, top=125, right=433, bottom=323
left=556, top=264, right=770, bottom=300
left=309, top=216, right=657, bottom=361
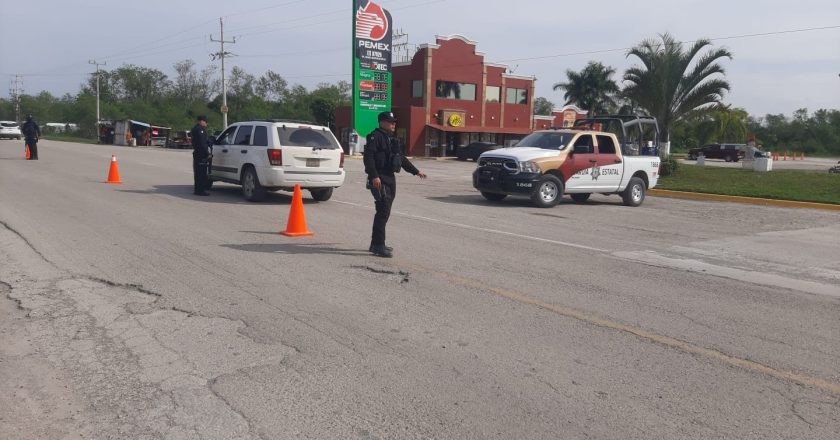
left=280, top=184, right=314, bottom=237
left=25, top=144, right=30, bottom=160
left=106, top=154, right=122, bottom=184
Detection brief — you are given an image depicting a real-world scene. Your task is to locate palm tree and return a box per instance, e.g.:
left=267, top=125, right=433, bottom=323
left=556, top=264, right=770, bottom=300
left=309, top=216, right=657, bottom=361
left=553, top=62, right=619, bottom=115
left=623, top=33, right=733, bottom=154
left=692, top=106, right=748, bottom=145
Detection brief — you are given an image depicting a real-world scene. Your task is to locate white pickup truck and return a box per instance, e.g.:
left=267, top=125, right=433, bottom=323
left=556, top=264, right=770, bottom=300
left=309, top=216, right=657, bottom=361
left=472, top=128, right=660, bottom=207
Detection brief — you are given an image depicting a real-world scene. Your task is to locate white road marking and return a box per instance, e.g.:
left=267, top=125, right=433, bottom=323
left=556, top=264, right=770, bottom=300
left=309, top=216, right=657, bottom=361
left=614, top=250, right=840, bottom=299
left=333, top=199, right=609, bottom=252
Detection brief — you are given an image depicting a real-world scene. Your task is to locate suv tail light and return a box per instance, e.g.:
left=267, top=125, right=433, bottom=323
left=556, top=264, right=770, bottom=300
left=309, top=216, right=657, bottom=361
left=267, top=149, right=282, bottom=166
left=340, top=152, right=345, bottom=168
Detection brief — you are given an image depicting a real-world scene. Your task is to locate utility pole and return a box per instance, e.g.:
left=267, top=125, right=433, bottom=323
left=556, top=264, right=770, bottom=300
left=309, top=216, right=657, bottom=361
left=88, top=60, right=106, bottom=138
left=210, top=17, right=236, bottom=128
left=9, top=75, right=23, bottom=124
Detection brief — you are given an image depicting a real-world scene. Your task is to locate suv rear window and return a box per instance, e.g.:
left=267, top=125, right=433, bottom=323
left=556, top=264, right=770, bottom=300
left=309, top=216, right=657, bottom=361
left=277, top=127, right=339, bottom=149
left=1, top=122, right=18, bottom=128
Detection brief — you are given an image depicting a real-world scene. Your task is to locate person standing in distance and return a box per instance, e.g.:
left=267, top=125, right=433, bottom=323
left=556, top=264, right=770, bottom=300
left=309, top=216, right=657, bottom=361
left=190, top=115, right=211, bottom=196
left=363, top=111, right=427, bottom=258
left=22, top=114, right=41, bottom=160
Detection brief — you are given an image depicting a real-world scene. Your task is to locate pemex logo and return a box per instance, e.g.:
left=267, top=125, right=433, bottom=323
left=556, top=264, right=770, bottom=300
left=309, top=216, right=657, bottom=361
left=355, top=1, right=389, bottom=41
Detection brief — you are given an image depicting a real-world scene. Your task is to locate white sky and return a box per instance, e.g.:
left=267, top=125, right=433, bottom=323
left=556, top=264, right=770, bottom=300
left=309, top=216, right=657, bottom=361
left=1, top=0, right=838, bottom=116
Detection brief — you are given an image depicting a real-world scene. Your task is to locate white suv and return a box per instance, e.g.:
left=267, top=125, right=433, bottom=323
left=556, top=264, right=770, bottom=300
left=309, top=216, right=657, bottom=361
left=209, top=120, right=346, bottom=202
left=0, top=121, right=22, bottom=140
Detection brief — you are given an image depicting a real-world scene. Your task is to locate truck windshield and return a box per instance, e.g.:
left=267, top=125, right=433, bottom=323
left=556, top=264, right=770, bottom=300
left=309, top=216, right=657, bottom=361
left=516, top=132, right=574, bottom=150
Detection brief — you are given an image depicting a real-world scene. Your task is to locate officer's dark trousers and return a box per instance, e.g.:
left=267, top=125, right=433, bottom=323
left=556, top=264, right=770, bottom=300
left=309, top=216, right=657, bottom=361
left=193, top=156, right=209, bottom=193
left=26, top=139, right=38, bottom=159
left=370, top=175, right=396, bottom=246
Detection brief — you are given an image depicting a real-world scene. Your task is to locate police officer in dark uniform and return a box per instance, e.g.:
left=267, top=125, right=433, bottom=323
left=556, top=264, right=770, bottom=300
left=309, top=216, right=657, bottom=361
left=363, top=111, right=427, bottom=258
left=22, top=114, right=41, bottom=160
left=190, top=115, right=212, bottom=196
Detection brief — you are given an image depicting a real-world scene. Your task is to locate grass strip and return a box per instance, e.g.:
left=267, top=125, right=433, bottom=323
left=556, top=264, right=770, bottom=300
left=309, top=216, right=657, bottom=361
left=658, top=165, right=840, bottom=205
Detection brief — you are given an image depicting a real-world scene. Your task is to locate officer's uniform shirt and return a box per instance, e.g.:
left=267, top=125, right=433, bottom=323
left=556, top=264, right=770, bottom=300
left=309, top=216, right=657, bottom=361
left=363, top=128, right=419, bottom=179
left=190, top=124, right=209, bottom=159
left=22, top=120, right=40, bottom=141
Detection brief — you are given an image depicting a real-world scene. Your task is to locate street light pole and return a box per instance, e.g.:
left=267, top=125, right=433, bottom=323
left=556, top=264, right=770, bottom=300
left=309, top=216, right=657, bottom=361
left=89, top=59, right=106, bottom=140
left=211, top=17, right=236, bottom=129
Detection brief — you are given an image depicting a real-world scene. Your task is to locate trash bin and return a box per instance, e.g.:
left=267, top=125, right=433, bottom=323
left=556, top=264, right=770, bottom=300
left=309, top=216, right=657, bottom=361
left=754, top=157, right=772, bottom=172
left=696, top=154, right=705, bottom=166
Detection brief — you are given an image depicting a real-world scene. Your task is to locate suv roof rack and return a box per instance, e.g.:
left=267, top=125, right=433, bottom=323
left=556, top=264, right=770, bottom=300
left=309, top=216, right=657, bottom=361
left=260, top=119, right=318, bottom=125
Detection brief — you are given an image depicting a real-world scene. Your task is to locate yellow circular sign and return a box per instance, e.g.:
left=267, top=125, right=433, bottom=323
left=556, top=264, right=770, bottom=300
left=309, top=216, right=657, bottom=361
left=448, top=114, right=463, bottom=127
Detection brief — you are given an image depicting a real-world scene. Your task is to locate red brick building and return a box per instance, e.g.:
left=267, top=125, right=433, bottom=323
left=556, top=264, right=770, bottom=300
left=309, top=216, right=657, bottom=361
left=337, top=35, right=589, bottom=157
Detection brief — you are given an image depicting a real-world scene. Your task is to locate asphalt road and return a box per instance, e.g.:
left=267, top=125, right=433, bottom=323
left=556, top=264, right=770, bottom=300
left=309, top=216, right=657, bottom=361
left=1, top=139, right=839, bottom=440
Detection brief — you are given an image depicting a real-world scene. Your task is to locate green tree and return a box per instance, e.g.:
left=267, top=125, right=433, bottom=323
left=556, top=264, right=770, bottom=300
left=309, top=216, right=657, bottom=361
left=552, top=61, right=619, bottom=115
left=533, top=97, right=554, bottom=115
left=623, top=33, right=732, bottom=153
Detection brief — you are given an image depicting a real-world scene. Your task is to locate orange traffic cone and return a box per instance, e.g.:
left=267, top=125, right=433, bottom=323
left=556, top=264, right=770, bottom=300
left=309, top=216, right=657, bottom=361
left=106, top=154, right=122, bottom=184
left=25, top=144, right=30, bottom=160
left=280, top=184, right=314, bottom=237
left=800, top=152, right=805, bottom=160
left=783, top=151, right=788, bottom=161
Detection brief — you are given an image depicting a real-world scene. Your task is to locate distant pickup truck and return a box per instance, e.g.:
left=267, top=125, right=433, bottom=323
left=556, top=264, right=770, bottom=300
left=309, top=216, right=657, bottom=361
left=687, top=143, right=745, bottom=162
left=473, top=128, right=660, bottom=207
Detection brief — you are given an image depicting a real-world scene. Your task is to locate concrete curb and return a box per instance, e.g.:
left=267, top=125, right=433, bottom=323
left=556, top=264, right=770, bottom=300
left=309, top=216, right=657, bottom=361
left=649, top=189, right=840, bottom=212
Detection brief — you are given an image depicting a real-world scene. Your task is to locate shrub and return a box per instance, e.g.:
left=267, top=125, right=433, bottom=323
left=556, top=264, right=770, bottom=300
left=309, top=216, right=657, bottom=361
left=659, top=155, right=680, bottom=177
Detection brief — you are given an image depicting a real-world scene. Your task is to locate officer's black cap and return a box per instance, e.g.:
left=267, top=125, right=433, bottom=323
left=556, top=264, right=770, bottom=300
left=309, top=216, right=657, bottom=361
left=197, top=115, right=208, bottom=122
left=378, top=111, right=397, bottom=123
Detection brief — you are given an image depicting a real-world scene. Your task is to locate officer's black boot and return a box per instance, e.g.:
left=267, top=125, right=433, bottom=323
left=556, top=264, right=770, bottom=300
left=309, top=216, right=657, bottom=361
left=369, top=244, right=393, bottom=253
left=370, top=244, right=393, bottom=258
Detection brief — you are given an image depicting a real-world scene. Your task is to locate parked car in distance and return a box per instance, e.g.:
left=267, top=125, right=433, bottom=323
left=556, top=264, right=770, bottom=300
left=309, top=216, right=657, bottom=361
left=687, top=143, right=745, bottom=162
left=456, top=142, right=500, bottom=161
left=209, top=119, right=345, bottom=202
left=168, top=130, right=192, bottom=149
left=829, top=161, right=840, bottom=174
left=0, top=121, right=22, bottom=140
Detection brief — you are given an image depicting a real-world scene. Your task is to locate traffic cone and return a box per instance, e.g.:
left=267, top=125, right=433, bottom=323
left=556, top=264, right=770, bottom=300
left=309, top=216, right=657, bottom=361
left=106, top=154, right=122, bottom=184
left=25, top=144, right=30, bottom=160
left=280, top=184, right=314, bottom=237
left=783, top=151, right=788, bottom=161
left=800, top=152, right=805, bottom=160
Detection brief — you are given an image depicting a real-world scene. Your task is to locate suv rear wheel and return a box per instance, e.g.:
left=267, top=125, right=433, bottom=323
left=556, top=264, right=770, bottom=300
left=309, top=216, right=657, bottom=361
left=531, top=175, right=563, bottom=208
left=310, top=188, right=333, bottom=202
left=241, top=166, right=266, bottom=202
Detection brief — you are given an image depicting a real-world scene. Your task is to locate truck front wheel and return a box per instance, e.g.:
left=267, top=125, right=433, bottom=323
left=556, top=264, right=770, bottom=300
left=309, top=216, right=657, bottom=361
left=622, top=177, right=646, bottom=207
left=531, top=175, right=563, bottom=208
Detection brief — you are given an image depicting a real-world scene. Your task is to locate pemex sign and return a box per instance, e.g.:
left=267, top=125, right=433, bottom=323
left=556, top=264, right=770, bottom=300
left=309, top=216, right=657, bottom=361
left=352, top=0, right=393, bottom=140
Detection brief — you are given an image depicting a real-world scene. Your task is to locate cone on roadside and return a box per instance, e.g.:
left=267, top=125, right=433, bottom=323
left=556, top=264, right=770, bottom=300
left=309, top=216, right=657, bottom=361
left=280, top=184, right=314, bottom=237
left=106, top=154, right=122, bottom=184
left=25, top=144, right=30, bottom=160
left=800, top=152, right=805, bottom=160
left=783, top=151, right=788, bottom=161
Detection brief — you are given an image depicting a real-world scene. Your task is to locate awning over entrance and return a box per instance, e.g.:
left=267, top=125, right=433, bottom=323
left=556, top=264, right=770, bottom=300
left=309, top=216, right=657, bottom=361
left=129, top=120, right=151, bottom=128
left=425, top=123, right=532, bottom=135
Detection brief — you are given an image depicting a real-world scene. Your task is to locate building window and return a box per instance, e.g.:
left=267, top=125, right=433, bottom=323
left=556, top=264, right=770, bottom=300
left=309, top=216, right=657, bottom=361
left=435, top=81, right=477, bottom=100
left=485, top=86, right=500, bottom=102
left=412, top=80, right=423, bottom=98
left=506, top=88, right=528, bottom=105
